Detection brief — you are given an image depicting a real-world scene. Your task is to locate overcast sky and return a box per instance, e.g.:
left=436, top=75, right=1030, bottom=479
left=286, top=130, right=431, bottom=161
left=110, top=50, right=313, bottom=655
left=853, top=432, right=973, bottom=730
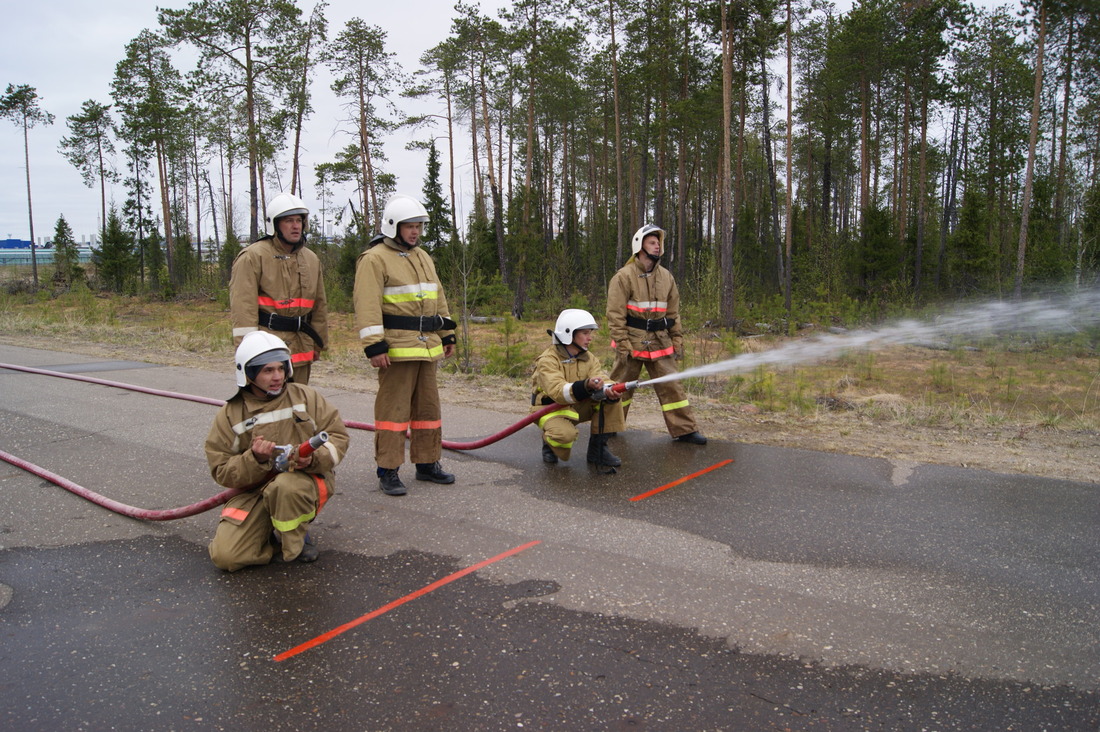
left=0, top=0, right=512, bottom=244
left=2, top=0, right=1018, bottom=246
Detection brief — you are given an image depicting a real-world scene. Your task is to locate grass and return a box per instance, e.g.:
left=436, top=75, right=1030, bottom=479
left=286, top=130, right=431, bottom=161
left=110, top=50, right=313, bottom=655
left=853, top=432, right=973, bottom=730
left=2, top=289, right=1099, bottom=437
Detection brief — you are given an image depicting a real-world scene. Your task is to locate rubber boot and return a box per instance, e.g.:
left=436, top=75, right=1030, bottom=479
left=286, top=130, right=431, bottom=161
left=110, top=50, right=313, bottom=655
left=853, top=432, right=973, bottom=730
left=542, top=443, right=558, bottom=463
left=586, top=433, right=621, bottom=467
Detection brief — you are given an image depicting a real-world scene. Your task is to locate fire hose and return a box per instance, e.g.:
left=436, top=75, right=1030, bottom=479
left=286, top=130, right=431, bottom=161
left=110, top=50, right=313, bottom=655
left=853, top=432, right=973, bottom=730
left=0, top=361, right=575, bottom=519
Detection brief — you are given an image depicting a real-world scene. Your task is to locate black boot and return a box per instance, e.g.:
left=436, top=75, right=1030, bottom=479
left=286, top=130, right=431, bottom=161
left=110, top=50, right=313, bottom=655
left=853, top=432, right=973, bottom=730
left=542, top=443, right=558, bottom=463
left=674, top=431, right=707, bottom=445
left=586, top=433, right=621, bottom=467
left=379, top=468, right=407, bottom=496
left=415, top=461, right=455, bottom=484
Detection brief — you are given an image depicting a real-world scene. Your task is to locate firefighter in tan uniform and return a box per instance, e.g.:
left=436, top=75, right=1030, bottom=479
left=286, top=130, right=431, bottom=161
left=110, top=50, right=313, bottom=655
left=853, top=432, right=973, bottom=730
left=531, top=309, right=625, bottom=467
left=607, top=225, right=706, bottom=444
left=229, top=192, right=328, bottom=385
left=354, top=194, right=456, bottom=496
left=205, top=332, right=349, bottom=571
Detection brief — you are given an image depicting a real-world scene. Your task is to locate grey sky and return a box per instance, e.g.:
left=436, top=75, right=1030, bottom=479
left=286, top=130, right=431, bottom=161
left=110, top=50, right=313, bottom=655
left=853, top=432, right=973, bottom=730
left=0, top=0, right=503, bottom=244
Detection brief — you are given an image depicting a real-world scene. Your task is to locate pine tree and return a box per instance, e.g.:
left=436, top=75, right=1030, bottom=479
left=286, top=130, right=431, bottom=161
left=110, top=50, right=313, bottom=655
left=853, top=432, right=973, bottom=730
left=421, top=139, right=453, bottom=251
left=94, top=207, right=136, bottom=293
left=50, top=215, right=82, bottom=287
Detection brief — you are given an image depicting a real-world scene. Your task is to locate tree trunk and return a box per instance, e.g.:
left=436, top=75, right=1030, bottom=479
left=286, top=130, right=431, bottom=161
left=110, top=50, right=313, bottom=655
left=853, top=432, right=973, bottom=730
left=1015, top=1, right=1046, bottom=300
left=610, top=0, right=625, bottom=267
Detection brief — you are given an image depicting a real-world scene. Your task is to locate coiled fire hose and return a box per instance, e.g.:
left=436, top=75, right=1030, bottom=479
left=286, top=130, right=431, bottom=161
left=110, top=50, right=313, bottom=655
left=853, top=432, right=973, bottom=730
left=0, top=361, right=566, bottom=520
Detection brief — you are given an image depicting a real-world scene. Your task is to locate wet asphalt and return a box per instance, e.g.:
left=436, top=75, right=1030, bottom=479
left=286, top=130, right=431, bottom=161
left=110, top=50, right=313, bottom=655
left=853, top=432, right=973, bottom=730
left=0, top=343, right=1097, bottom=730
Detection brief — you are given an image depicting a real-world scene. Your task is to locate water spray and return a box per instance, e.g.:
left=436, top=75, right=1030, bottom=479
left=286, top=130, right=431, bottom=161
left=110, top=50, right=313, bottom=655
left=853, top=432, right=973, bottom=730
left=613, top=290, right=1100, bottom=392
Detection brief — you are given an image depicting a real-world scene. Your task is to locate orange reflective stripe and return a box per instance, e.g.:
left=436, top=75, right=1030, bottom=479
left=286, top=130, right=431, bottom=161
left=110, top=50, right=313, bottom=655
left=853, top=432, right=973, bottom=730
left=376, top=420, right=410, bottom=432
left=632, top=345, right=675, bottom=359
left=291, top=351, right=315, bottom=364
left=221, top=506, right=249, bottom=521
left=257, top=296, right=316, bottom=309
left=314, top=475, right=329, bottom=512
left=410, top=419, right=442, bottom=430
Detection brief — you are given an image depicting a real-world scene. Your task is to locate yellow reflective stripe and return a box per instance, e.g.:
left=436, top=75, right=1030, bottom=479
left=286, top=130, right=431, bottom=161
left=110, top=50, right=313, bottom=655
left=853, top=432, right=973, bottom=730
left=381, top=283, right=439, bottom=303
left=271, top=509, right=316, bottom=533
left=383, top=282, right=438, bottom=296
left=621, top=397, right=633, bottom=407
left=661, top=399, right=690, bottom=412
left=389, top=344, right=444, bottom=359
left=545, top=436, right=574, bottom=449
left=538, top=408, right=579, bottom=429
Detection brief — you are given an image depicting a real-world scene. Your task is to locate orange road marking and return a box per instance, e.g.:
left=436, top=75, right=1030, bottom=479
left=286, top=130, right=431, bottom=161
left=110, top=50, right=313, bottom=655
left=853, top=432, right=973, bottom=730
left=629, top=459, right=734, bottom=502
left=274, top=540, right=542, bottom=662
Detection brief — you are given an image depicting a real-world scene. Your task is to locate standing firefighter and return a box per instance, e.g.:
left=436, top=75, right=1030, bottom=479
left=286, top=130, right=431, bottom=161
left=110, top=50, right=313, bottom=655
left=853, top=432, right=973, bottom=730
left=354, top=194, right=457, bottom=496
left=531, top=308, right=625, bottom=467
left=229, top=192, right=328, bottom=385
left=607, top=225, right=707, bottom=445
left=205, top=332, right=349, bottom=571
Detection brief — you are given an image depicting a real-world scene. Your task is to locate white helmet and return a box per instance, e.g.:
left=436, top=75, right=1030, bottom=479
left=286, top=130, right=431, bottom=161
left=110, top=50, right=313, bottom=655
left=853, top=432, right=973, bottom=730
left=235, top=331, right=293, bottom=388
left=631, top=224, right=665, bottom=257
left=381, top=193, right=429, bottom=239
left=551, top=308, right=598, bottom=346
left=265, top=192, right=309, bottom=237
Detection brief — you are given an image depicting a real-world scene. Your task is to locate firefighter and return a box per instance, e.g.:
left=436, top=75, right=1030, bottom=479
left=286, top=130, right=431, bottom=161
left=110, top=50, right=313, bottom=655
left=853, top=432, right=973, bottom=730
left=354, top=194, right=457, bottom=496
left=229, top=192, right=329, bottom=385
left=531, top=308, right=625, bottom=467
left=606, top=224, right=706, bottom=444
left=205, top=332, right=349, bottom=571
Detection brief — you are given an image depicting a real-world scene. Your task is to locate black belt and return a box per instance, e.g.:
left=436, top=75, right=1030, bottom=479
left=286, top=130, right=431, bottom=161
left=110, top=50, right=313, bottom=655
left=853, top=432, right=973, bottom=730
left=531, top=393, right=555, bottom=406
left=383, top=314, right=457, bottom=332
left=260, top=312, right=325, bottom=350
left=626, top=315, right=675, bottom=332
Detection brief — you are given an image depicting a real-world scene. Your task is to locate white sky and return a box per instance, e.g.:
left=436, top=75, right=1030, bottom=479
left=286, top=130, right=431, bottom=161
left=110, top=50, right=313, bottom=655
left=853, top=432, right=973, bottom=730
left=0, top=0, right=510, bottom=244
left=2, top=0, right=1022, bottom=245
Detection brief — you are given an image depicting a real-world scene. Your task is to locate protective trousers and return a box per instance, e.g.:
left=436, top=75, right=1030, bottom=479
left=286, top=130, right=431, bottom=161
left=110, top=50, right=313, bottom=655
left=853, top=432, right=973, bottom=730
left=540, top=400, right=625, bottom=462
left=208, top=471, right=329, bottom=572
left=610, top=353, right=698, bottom=438
left=374, top=360, right=442, bottom=469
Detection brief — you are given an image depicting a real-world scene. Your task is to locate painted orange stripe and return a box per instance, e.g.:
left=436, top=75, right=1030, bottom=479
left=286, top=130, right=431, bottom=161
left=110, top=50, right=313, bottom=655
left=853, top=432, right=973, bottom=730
left=375, top=420, right=410, bottom=432
left=410, top=420, right=442, bottom=430
left=221, top=506, right=249, bottom=521
left=629, top=459, right=734, bottom=502
left=274, top=540, right=541, bottom=662
left=258, top=297, right=316, bottom=308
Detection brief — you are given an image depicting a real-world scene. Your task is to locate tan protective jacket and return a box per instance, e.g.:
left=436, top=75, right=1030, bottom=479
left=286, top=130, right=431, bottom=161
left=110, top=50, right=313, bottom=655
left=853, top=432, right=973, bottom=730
left=531, top=344, right=609, bottom=408
left=353, top=237, right=455, bottom=362
left=204, top=382, right=349, bottom=491
left=606, top=256, right=683, bottom=361
left=229, top=237, right=329, bottom=367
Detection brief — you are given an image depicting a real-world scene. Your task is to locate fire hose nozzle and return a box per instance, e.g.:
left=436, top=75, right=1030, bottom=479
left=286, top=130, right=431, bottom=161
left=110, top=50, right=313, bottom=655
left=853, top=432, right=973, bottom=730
left=275, top=431, right=330, bottom=472
left=610, top=380, right=639, bottom=395
left=299, top=431, right=330, bottom=458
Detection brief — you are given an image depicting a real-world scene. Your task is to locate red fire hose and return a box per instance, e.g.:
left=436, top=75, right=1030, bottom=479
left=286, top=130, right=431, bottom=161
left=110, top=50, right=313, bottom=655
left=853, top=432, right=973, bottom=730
left=0, top=361, right=561, bottom=519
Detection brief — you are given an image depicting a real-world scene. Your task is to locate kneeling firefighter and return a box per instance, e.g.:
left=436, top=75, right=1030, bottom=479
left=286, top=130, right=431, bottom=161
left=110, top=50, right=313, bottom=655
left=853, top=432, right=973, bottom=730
left=204, top=331, right=349, bottom=571
left=530, top=308, right=625, bottom=468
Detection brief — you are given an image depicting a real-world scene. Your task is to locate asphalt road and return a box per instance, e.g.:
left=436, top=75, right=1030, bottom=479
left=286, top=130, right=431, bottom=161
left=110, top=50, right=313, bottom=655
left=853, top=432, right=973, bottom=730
left=1, top=343, right=1097, bottom=730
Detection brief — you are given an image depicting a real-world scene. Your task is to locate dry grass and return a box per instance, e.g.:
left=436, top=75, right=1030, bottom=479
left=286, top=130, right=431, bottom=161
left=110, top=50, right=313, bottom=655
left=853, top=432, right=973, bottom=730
left=3, top=290, right=1099, bottom=484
